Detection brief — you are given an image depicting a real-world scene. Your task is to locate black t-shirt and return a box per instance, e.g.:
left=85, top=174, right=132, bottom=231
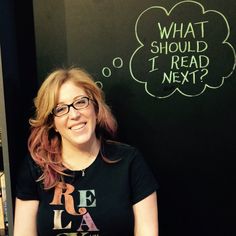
left=16, top=141, right=158, bottom=236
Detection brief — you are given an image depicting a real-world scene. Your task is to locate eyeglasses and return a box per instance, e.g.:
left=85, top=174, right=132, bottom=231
left=52, top=96, right=93, bottom=117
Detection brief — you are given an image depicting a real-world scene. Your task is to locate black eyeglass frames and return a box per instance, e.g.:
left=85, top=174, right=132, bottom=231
left=52, top=96, right=93, bottom=117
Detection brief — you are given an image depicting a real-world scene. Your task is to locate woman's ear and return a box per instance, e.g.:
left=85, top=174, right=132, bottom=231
left=53, top=122, right=58, bottom=132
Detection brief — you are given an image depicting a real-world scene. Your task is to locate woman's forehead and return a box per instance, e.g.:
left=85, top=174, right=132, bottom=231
left=56, top=81, right=87, bottom=103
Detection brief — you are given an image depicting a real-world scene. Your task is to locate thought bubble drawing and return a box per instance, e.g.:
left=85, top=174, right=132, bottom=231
left=129, top=0, right=236, bottom=98
left=102, top=57, right=124, bottom=78
left=99, top=57, right=124, bottom=88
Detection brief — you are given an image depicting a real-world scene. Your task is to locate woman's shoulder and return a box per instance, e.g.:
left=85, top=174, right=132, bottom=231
left=103, top=140, right=140, bottom=161
left=104, top=139, right=137, bottom=151
left=23, top=153, right=43, bottom=180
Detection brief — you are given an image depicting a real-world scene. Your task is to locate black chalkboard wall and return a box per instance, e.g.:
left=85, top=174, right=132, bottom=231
left=33, top=0, right=236, bottom=235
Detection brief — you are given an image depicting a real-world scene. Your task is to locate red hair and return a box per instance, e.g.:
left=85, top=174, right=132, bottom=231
left=28, top=68, right=117, bottom=189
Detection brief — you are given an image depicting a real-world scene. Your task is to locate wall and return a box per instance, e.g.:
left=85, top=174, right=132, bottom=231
left=34, top=0, right=236, bottom=235
left=0, top=0, right=38, bottom=234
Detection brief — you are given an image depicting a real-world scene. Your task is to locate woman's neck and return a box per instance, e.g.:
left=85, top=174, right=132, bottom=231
left=61, top=138, right=101, bottom=170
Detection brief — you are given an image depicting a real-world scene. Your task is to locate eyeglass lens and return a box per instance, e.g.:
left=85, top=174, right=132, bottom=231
left=53, top=97, right=90, bottom=117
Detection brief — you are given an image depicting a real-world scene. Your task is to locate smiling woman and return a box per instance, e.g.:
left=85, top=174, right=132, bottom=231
left=13, top=67, right=159, bottom=236
left=53, top=82, right=99, bottom=171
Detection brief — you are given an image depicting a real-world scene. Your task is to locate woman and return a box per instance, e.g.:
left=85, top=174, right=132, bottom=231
left=14, top=67, right=159, bottom=236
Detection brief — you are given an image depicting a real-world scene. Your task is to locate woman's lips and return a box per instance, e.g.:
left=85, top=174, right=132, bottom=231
left=69, top=122, right=86, bottom=130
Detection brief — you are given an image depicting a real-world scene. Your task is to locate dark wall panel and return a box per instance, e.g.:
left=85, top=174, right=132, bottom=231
left=32, top=1, right=236, bottom=236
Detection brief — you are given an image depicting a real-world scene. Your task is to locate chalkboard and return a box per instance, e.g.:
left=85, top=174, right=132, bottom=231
left=33, top=1, right=236, bottom=235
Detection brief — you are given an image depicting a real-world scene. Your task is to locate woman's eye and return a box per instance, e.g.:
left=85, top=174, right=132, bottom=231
left=55, top=106, right=67, bottom=114
left=74, top=98, right=87, bottom=107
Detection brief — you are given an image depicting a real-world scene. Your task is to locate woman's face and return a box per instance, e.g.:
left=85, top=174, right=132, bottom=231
left=53, top=80, right=97, bottom=149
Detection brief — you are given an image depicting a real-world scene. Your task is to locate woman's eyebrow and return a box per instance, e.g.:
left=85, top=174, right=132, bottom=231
left=56, top=95, right=86, bottom=105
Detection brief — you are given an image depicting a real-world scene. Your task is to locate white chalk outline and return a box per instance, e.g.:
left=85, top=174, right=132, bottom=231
left=95, top=81, right=103, bottom=89
left=129, top=0, right=236, bottom=98
left=102, top=67, right=112, bottom=78
left=113, top=57, right=123, bottom=68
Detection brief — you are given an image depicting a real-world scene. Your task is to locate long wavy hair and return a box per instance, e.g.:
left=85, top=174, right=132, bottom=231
left=28, top=67, right=117, bottom=189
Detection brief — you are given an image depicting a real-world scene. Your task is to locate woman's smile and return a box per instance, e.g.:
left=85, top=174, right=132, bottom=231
left=69, top=122, right=87, bottom=131
left=54, top=81, right=97, bottom=149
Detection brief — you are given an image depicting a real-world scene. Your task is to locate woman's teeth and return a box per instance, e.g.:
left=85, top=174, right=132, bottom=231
left=70, top=123, right=86, bottom=130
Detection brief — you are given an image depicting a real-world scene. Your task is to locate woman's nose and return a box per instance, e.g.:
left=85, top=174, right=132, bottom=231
left=68, top=107, right=81, bottom=119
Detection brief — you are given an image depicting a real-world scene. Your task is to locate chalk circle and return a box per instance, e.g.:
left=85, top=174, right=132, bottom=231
left=102, top=67, right=112, bottom=78
left=95, top=81, right=103, bottom=89
left=112, top=57, right=123, bottom=68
